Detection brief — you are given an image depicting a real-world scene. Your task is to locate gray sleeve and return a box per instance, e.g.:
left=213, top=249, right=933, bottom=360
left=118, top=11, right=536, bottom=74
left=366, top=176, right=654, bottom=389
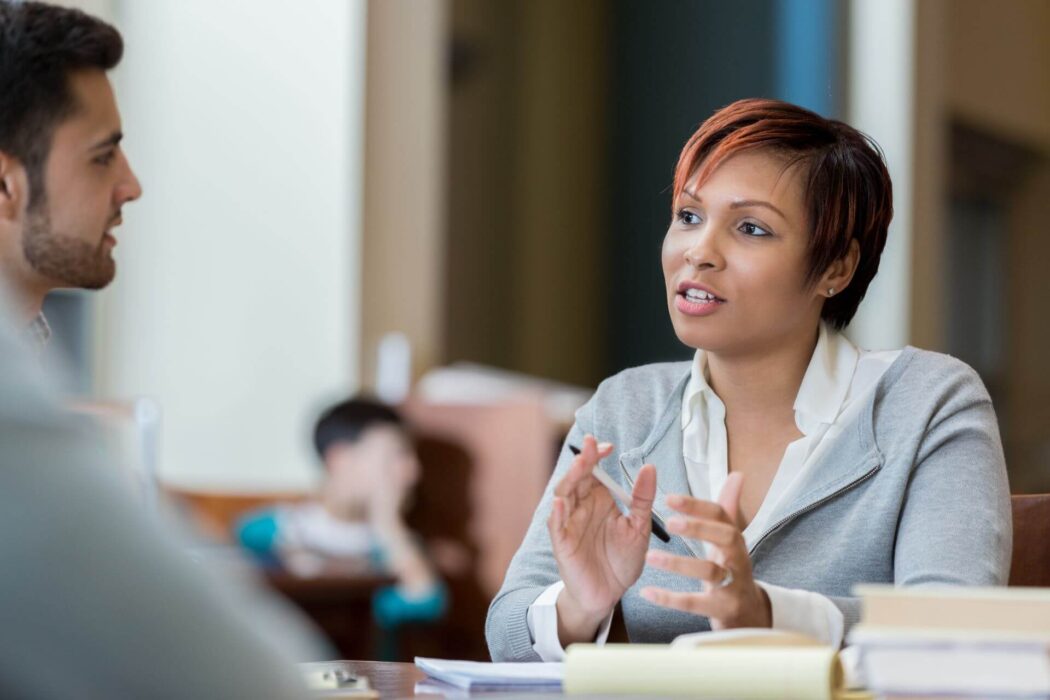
left=821, top=362, right=1010, bottom=643
left=0, top=313, right=326, bottom=699
left=484, top=402, right=594, bottom=662
left=892, top=365, right=1012, bottom=589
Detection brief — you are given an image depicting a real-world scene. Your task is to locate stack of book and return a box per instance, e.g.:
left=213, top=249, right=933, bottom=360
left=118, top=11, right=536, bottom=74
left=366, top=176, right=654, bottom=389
left=849, top=585, right=1050, bottom=698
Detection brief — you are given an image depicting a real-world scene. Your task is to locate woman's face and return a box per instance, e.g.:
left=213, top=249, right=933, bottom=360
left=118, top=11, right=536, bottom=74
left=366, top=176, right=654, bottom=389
left=662, top=149, right=825, bottom=357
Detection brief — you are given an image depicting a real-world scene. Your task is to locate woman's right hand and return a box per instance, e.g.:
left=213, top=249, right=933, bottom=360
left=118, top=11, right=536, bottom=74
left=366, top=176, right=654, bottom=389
left=548, top=434, right=657, bottom=645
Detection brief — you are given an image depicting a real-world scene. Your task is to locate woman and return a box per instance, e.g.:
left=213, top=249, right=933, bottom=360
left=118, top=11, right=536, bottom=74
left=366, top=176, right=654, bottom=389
left=485, top=99, right=1011, bottom=662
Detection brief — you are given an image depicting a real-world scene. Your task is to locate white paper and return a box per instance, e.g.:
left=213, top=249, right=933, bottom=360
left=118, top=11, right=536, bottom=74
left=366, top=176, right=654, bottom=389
left=414, top=657, right=563, bottom=689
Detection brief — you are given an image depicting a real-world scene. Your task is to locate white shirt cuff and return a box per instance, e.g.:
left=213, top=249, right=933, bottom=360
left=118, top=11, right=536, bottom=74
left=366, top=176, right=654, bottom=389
left=526, top=580, right=614, bottom=661
left=756, top=581, right=845, bottom=647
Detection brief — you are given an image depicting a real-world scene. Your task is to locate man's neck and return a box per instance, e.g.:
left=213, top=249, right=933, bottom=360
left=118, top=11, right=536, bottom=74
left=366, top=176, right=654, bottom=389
left=706, top=325, right=821, bottom=419
left=0, top=250, right=49, bottom=324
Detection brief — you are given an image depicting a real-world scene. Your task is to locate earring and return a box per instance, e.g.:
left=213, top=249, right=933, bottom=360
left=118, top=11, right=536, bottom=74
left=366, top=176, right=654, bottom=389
left=827, top=287, right=835, bottom=297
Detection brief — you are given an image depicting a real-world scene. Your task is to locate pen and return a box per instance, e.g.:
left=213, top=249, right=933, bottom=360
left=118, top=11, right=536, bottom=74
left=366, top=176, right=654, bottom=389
left=568, top=444, right=672, bottom=543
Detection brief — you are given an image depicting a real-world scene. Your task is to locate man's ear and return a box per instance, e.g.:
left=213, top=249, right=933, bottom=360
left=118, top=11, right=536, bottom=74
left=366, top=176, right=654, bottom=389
left=819, top=238, right=860, bottom=298
left=0, top=151, right=28, bottom=222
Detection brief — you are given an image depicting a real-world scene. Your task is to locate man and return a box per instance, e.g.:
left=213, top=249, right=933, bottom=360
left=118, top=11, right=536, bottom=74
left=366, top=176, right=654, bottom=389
left=0, top=291, right=327, bottom=698
left=0, top=4, right=327, bottom=697
left=0, top=0, right=142, bottom=352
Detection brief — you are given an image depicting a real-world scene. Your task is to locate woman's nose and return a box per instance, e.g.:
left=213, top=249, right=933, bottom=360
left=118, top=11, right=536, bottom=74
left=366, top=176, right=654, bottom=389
left=683, top=228, right=725, bottom=270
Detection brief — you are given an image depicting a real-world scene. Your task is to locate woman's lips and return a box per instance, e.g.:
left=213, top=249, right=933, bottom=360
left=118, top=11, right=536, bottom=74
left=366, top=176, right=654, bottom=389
left=674, top=292, right=724, bottom=316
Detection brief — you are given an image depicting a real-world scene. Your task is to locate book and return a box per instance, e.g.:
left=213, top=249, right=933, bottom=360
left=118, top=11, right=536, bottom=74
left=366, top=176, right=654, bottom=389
left=849, top=585, right=1050, bottom=697
left=855, top=584, right=1050, bottom=635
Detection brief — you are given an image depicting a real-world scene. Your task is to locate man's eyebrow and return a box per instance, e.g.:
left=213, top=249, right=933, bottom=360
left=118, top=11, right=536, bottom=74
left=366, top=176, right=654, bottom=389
left=729, top=199, right=787, bottom=220
left=88, top=131, right=123, bottom=152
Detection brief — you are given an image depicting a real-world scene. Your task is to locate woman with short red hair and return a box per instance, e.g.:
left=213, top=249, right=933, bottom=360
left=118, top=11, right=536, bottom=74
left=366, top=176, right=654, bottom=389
left=486, top=98, right=1011, bottom=661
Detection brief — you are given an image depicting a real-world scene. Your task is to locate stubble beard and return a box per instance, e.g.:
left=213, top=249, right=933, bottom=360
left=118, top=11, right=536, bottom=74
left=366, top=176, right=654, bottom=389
left=21, top=199, right=116, bottom=290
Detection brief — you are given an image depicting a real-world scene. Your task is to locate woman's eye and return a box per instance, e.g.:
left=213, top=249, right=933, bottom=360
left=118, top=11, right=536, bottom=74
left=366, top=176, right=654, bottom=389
left=677, top=209, right=701, bottom=225
left=93, top=151, right=116, bottom=166
left=739, top=221, right=772, bottom=237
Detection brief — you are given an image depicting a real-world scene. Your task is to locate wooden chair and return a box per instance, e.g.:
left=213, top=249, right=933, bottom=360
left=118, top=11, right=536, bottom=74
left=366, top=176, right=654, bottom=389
left=1009, top=494, right=1050, bottom=586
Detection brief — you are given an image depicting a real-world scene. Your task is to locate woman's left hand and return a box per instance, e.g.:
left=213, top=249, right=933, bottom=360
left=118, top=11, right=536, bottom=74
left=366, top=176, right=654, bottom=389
left=639, top=473, right=772, bottom=629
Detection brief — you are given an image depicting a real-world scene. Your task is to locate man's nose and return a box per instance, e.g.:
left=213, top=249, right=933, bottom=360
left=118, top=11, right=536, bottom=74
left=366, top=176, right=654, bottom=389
left=117, top=154, right=143, bottom=204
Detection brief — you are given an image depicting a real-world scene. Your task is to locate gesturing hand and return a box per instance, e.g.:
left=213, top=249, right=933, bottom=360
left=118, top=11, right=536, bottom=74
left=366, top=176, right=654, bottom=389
left=639, top=472, right=772, bottom=629
left=548, top=434, right=657, bottom=644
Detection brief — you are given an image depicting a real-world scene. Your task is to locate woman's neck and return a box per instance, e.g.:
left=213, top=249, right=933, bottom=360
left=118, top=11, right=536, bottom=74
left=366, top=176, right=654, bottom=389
left=706, top=325, right=821, bottom=420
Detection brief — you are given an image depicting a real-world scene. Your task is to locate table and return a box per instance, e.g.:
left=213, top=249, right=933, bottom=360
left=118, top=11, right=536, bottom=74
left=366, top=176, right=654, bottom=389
left=267, top=571, right=393, bottom=660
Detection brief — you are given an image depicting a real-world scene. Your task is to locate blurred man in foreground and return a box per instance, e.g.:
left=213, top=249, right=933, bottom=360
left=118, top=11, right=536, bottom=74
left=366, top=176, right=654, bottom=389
left=0, top=0, right=142, bottom=353
left=0, top=295, right=328, bottom=697
left=0, top=3, right=328, bottom=696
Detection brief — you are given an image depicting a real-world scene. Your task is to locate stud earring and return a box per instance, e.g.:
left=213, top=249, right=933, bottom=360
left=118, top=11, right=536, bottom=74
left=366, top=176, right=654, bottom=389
left=827, top=287, right=835, bottom=296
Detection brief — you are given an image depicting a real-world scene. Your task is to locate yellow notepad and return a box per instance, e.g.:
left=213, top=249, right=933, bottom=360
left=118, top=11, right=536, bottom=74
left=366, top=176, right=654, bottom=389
left=564, top=629, right=872, bottom=699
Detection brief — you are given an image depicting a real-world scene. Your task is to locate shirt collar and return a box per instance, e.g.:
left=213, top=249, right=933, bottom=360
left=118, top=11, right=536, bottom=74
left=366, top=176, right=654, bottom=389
left=681, top=322, right=860, bottom=435
left=21, top=312, right=51, bottom=355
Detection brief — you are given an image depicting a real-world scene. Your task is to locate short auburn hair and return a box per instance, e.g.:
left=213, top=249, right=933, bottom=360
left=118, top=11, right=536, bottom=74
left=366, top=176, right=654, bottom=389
left=672, top=98, right=893, bottom=330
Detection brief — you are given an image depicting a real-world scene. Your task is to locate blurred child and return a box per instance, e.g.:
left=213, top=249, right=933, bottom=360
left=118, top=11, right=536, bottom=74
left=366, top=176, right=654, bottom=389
left=237, top=397, right=446, bottom=627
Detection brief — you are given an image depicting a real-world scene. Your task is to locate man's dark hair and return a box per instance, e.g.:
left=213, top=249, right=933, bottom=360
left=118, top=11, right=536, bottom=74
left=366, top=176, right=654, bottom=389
left=0, top=1, right=123, bottom=208
left=312, top=396, right=405, bottom=459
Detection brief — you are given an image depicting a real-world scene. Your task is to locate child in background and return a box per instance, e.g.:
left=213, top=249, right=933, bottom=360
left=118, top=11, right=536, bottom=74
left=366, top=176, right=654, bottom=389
left=237, top=397, right=446, bottom=627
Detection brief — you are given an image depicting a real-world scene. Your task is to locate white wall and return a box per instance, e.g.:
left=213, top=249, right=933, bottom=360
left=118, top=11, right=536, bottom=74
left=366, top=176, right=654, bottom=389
left=847, top=0, right=915, bottom=351
left=97, top=0, right=366, bottom=490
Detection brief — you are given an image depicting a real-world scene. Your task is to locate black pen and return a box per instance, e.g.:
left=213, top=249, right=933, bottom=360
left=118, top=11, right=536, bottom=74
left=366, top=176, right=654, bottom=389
left=568, top=444, right=672, bottom=543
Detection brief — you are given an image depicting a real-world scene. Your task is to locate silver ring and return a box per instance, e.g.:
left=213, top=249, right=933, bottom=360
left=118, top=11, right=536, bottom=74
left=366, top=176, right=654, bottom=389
left=716, top=568, right=734, bottom=588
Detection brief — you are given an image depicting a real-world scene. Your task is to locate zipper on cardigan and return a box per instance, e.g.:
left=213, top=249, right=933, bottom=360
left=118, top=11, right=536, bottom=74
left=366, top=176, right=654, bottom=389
left=747, top=463, right=882, bottom=556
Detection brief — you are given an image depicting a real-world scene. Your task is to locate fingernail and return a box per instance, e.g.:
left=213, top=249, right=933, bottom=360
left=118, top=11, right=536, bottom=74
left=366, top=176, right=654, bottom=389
left=667, top=495, right=684, bottom=508
left=666, top=517, right=685, bottom=532
left=646, top=551, right=665, bottom=565
left=597, top=442, right=613, bottom=451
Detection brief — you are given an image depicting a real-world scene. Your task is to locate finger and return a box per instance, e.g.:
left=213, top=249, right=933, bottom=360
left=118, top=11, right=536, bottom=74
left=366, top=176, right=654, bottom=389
left=554, top=447, right=596, bottom=499
left=665, top=517, right=741, bottom=549
left=717, top=472, right=746, bottom=530
left=646, top=550, right=728, bottom=584
left=639, top=586, right=715, bottom=616
left=665, top=493, right=732, bottom=525
left=628, top=463, right=657, bottom=522
left=549, top=496, right=566, bottom=540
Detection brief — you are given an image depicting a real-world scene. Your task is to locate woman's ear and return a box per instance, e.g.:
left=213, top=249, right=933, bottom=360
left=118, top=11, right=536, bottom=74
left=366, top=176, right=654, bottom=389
left=0, top=152, right=28, bottom=222
left=819, top=238, right=860, bottom=299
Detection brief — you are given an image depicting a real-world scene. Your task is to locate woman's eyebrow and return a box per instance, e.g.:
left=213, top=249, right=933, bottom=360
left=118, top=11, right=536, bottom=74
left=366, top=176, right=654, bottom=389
left=729, top=199, right=787, bottom=220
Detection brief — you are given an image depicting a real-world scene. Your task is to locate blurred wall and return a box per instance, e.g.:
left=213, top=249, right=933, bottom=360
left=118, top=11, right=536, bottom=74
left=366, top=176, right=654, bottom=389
left=846, top=0, right=914, bottom=351
left=444, top=0, right=608, bottom=387
left=912, top=0, right=1050, bottom=491
left=97, top=0, right=366, bottom=489
left=360, top=0, right=448, bottom=388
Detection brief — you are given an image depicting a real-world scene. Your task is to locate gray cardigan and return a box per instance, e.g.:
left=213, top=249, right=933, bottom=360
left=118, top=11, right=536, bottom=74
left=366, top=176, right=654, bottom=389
left=486, top=347, right=1012, bottom=661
